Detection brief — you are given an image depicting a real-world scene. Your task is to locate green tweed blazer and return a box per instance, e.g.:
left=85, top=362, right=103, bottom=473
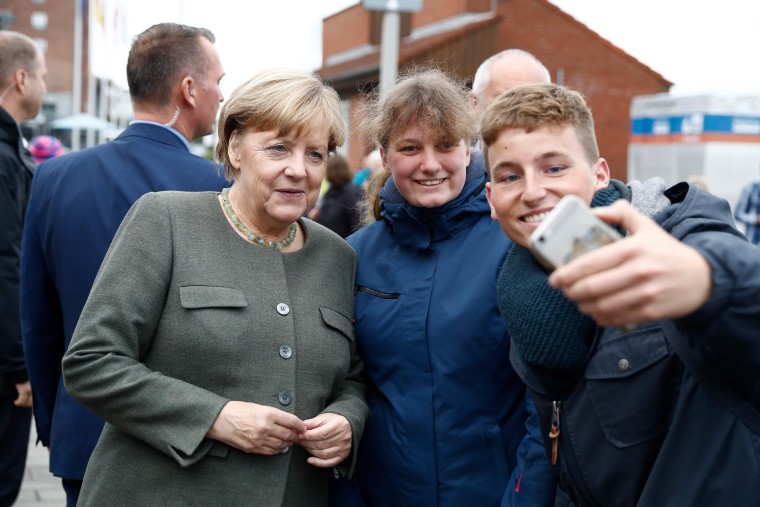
left=63, top=191, right=368, bottom=507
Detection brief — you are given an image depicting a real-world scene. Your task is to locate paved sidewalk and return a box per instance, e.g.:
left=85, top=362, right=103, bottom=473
left=14, top=427, right=64, bottom=506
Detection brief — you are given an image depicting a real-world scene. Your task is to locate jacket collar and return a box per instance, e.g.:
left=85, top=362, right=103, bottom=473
left=378, top=150, right=489, bottom=250
left=0, top=106, right=36, bottom=175
left=117, top=122, right=192, bottom=151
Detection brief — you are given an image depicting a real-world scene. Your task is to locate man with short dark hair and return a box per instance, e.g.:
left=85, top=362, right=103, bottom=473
left=20, top=23, right=228, bottom=506
left=0, top=30, right=46, bottom=507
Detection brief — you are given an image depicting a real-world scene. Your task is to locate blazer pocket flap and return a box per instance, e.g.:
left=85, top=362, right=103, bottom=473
left=585, top=327, right=669, bottom=379
left=319, top=306, right=354, bottom=341
left=180, top=285, right=248, bottom=309
left=207, top=441, right=230, bottom=458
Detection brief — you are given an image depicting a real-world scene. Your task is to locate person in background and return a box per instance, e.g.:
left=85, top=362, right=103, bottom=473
left=62, top=67, right=368, bottom=507
left=20, top=22, right=228, bottom=506
left=470, top=48, right=551, bottom=118
left=353, top=149, right=381, bottom=188
left=735, top=177, right=760, bottom=245
left=330, top=68, right=554, bottom=507
left=28, top=135, right=64, bottom=164
left=0, top=30, right=46, bottom=507
left=686, top=174, right=709, bottom=192
left=483, top=83, right=760, bottom=506
left=357, top=159, right=389, bottom=226
left=315, top=153, right=363, bottom=238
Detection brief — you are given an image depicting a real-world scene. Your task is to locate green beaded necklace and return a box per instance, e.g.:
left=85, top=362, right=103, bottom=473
left=220, top=187, right=297, bottom=249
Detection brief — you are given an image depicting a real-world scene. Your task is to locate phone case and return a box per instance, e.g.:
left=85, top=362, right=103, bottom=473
left=530, top=194, right=622, bottom=269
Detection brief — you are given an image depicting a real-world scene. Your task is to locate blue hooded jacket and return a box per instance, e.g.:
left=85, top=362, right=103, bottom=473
left=334, top=152, right=555, bottom=506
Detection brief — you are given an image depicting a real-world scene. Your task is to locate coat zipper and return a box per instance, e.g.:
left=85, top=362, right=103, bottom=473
left=550, top=326, right=603, bottom=506
left=549, top=325, right=601, bottom=466
left=549, top=400, right=561, bottom=465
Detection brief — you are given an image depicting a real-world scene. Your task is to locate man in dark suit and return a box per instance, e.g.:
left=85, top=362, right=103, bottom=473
left=0, top=30, right=47, bottom=507
left=20, top=23, right=227, bottom=507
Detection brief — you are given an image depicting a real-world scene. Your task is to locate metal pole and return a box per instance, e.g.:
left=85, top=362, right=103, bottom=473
left=85, top=0, right=99, bottom=147
left=72, top=0, right=82, bottom=151
left=96, top=78, right=107, bottom=144
left=379, top=0, right=400, bottom=97
left=86, top=75, right=96, bottom=147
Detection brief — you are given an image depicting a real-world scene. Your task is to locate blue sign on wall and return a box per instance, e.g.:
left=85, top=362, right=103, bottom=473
left=631, top=114, right=760, bottom=136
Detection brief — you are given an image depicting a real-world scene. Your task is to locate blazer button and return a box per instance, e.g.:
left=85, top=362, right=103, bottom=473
left=278, top=391, right=292, bottom=406
left=617, top=358, right=630, bottom=371
left=276, top=303, right=290, bottom=315
left=279, top=345, right=292, bottom=359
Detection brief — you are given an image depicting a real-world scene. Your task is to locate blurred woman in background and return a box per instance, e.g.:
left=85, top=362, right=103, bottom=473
left=315, top=153, right=363, bottom=237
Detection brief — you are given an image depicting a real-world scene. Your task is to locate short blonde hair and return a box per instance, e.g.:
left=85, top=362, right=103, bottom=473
left=216, top=68, right=345, bottom=180
left=361, top=68, right=476, bottom=150
left=480, top=84, right=599, bottom=173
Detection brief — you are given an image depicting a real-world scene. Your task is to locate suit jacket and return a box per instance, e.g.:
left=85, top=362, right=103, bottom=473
left=62, top=191, right=367, bottom=506
left=20, top=123, right=228, bottom=479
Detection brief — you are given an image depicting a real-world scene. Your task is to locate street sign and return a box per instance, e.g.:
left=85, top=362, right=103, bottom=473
left=363, top=0, right=423, bottom=12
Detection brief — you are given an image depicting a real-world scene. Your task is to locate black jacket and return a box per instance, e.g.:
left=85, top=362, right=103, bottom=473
left=0, top=107, right=35, bottom=396
left=315, top=182, right=363, bottom=238
left=511, top=183, right=760, bottom=506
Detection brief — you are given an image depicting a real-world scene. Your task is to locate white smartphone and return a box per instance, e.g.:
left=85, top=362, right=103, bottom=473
left=530, top=195, right=622, bottom=270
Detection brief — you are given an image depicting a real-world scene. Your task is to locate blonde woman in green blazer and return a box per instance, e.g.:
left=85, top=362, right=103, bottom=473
left=62, top=69, right=368, bottom=506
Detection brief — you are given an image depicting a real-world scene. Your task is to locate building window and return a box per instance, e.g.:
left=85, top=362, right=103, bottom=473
left=30, top=11, right=48, bottom=30
left=32, top=0, right=47, bottom=4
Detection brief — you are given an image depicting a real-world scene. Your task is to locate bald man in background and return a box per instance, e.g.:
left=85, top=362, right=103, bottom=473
left=470, top=48, right=551, bottom=116
left=469, top=48, right=551, bottom=175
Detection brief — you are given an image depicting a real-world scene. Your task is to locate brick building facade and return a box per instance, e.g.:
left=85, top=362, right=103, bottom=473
left=318, top=0, right=672, bottom=181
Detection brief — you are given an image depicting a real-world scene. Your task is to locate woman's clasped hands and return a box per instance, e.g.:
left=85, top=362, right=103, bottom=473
left=207, top=401, right=352, bottom=467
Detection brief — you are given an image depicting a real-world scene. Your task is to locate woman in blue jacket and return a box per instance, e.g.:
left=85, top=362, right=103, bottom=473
left=330, top=69, right=555, bottom=506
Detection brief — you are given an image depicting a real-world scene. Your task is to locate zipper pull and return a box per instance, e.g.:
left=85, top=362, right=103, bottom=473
left=549, top=400, right=561, bottom=465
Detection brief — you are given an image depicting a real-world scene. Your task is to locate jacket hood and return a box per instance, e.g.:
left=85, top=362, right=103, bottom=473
left=378, top=150, right=490, bottom=250
left=657, top=181, right=737, bottom=235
